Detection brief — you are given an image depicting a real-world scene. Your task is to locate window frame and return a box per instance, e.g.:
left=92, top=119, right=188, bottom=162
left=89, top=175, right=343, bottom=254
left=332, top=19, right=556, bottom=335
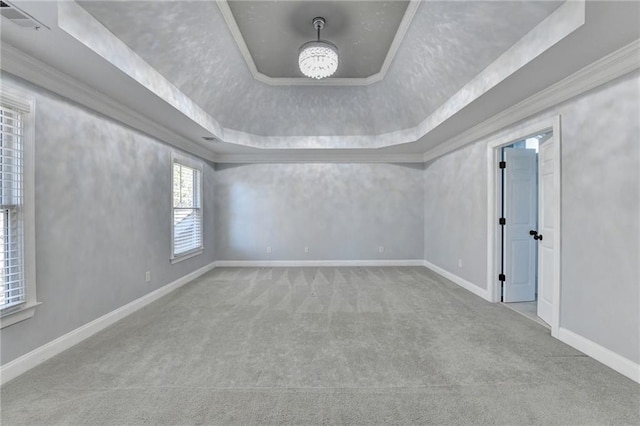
left=0, top=81, right=38, bottom=328
left=170, top=152, right=204, bottom=263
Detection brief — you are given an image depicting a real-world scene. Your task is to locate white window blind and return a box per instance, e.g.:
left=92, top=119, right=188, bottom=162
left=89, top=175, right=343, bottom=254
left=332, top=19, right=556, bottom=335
left=172, top=159, right=203, bottom=258
left=0, top=105, right=25, bottom=310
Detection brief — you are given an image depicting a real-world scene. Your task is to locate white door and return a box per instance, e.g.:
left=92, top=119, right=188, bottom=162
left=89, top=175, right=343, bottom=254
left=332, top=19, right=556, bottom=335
left=503, top=148, right=538, bottom=302
left=537, top=136, right=556, bottom=325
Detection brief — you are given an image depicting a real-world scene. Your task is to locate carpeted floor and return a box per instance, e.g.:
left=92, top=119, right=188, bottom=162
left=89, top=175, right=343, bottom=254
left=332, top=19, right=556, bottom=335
left=1, top=266, right=638, bottom=425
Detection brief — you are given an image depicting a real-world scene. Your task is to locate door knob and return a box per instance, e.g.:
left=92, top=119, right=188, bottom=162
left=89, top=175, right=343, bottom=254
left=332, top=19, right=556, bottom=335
left=529, top=230, right=543, bottom=241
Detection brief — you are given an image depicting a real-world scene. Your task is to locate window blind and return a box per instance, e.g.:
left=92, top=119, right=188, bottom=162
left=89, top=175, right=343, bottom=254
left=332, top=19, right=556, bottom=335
left=172, top=161, right=202, bottom=256
left=0, top=105, right=25, bottom=310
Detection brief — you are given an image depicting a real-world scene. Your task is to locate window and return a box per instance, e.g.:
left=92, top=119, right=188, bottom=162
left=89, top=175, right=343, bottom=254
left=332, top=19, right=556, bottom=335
left=0, top=85, right=37, bottom=328
left=0, top=105, right=25, bottom=310
left=171, top=154, right=203, bottom=262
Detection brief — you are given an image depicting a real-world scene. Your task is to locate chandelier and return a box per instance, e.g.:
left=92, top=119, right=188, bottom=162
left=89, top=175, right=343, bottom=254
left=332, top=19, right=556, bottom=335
left=298, top=17, right=338, bottom=79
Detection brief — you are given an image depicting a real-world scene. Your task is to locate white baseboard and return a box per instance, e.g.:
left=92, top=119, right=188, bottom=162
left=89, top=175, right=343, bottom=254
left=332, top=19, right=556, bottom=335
left=422, top=260, right=491, bottom=302
left=558, top=327, right=640, bottom=384
left=214, top=259, right=426, bottom=268
left=0, top=261, right=216, bottom=385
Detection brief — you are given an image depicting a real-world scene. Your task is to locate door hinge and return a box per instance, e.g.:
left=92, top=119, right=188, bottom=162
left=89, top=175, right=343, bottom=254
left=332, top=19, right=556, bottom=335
left=499, top=217, right=506, bottom=225
left=498, top=273, right=506, bottom=282
left=499, top=161, right=506, bottom=169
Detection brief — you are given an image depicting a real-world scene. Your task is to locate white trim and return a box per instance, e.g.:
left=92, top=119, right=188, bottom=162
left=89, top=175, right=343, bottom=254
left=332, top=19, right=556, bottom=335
left=171, top=151, right=204, bottom=172
left=558, top=327, right=640, bottom=384
left=422, top=260, right=491, bottom=302
left=0, top=261, right=216, bottom=385
left=0, top=81, right=38, bottom=329
left=170, top=249, right=203, bottom=264
left=0, top=43, right=217, bottom=163
left=0, top=303, right=41, bottom=329
left=214, top=0, right=587, bottom=150
left=424, top=39, right=639, bottom=163
left=2, top=12, right=636, bottom=157
left=2, top=27, right=636, bottom=157
left=142, top=31, right=637, bottom=151
left=56, top=1, right=224, bottom=141
left=486, top=115, right=561, bottom=337
left=214, top=152, right=425, bottom=164
left=215, top=0, right=420, bottom=87
left=0, top=84, right=30, bottom=112
left=214, top=259, right=425, bottom=268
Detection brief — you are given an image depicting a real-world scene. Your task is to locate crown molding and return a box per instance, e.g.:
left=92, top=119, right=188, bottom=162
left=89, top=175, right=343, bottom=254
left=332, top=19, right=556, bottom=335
left=2, top=30, right=636, bottom=165
left=215, top=0, right=420, bottom=87
left=3, top=35, right=636, bottom=166
left=45, top=0, right=585, bottom=151
left=214, top=152, right=424, bottom=164
left=423, top=38, right=640, bottom=163
left=0, top=42, right=217, bottom=163
left=217, top=0, right=585, bottom=149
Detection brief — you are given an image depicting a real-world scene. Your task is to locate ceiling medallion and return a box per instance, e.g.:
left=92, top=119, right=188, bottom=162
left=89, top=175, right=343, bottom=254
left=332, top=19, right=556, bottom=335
left=298, top=17, right=339, bottom=79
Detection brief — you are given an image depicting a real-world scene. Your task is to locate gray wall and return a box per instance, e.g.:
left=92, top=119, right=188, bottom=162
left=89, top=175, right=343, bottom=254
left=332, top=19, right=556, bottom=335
left=2, top=68, right=636, bottom=373
left=423, top=71, right=640, bottom=363
left=0, top=73, right=215, bottom=365
left=214, top=163, right=424, bottom=261
left=424, top=142, right=488, bottom=286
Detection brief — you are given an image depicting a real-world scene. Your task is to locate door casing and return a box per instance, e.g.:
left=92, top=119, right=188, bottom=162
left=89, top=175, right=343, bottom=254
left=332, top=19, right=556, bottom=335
left=486, top=116, right=562, bottom=338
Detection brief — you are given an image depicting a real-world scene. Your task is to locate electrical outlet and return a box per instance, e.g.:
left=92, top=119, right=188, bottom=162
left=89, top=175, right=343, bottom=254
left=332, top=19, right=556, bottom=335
left=266, top=246, right=272, bottom=254
left=458, top=259, right=463, bottom=268
left=304, top=246, right=309, bottom=253
left=378, top=246, right=384, bottom=253
left=145, top=271, right=151, bottom=282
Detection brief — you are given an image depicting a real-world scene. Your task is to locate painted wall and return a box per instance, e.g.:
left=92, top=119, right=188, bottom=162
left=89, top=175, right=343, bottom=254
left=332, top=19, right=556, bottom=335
left=423, top=71, right=640, bottom=363
left=0, top=73, right=215, bottom=365
left=214, top=163, right=424, bottom=261
left=424, top=142, right=488, bottom=287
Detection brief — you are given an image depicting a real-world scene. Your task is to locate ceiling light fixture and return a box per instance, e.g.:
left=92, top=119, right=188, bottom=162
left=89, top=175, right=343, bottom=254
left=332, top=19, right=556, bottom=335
left=298, top=17, right=338, bottom=79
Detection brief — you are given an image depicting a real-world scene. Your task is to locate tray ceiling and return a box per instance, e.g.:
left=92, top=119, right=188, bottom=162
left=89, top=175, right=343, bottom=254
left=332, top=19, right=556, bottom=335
left=6, top=1, right=637, bottom=158
left=223, top=0, right=412, bottom=82
left=77, top=0, right=562, bottom=140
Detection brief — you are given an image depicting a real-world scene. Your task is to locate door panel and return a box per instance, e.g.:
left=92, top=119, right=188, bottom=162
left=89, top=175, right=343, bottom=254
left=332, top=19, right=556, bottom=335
left=503, top=148, right=538, bottom=302
left=537, top=138, right=556, bottom=325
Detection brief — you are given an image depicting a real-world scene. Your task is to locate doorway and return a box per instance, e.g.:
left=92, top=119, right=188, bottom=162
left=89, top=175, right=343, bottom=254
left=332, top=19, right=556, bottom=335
left=499, top=136, right=547, bottom=327
left=486, top=117, right=561, bottom=338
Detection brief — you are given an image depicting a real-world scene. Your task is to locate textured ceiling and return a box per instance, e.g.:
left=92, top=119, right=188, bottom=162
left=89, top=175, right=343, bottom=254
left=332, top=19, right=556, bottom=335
left=227, top=1, right=409, bottom=79
left=78, top=1, right=563, bottom=139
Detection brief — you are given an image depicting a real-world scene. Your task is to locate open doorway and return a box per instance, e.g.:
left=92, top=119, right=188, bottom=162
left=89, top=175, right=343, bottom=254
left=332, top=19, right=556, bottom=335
left=499, top=135, right=549, bottom=327
left=486, top=117, right=561, bottom=337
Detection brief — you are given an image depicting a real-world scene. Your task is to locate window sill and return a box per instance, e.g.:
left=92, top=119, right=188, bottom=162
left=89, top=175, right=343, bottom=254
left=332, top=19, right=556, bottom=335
left=1, top=301, right=41, bottom=329
left=170, top=249, right=203, bottom=264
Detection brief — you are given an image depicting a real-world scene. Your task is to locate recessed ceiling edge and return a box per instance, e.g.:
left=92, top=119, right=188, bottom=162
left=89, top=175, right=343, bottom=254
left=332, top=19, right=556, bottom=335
left=216, top=0, right=421, bottom=87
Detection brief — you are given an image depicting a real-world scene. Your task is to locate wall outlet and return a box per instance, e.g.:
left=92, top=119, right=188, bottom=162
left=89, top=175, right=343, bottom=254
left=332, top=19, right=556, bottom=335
left=458, top=259, right=463, bottom=268
left=378, top=246, right=384, bottom=253
left=266, top=246, right=272, bottom=254
left=304, top=246, right=309, bottom=253
left=145, top=271, right=151, bottom=282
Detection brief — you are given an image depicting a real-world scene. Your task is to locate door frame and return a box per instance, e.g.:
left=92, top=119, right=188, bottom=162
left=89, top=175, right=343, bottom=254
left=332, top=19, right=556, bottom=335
left=486, top=115, right=562, bottom=338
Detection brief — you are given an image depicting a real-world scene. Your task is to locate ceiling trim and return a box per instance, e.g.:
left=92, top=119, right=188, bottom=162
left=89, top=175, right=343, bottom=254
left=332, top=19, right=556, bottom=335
left=218, top=0, right=586, bottom=149
left=216, top=0, right=421, bottom=87
left=216, top=39, right=640, bottom=164
left=57, top=0, right=224, bottom=139
left=54, top=0, right=584, bottom=151
left=422, top=38, right=640, bottom=163
left=0, top=42, right=218, bottom=163
left=3, top=37, right=636, bottom=166
left=214, top=152, right=424, bottom=164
